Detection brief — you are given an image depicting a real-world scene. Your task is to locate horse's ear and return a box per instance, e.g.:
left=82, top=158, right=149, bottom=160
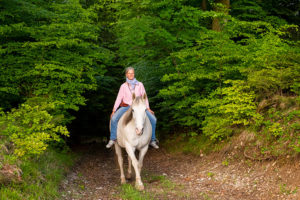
left=132, top=93, right=136, bottom=100
left=143, top=93, right=147, bottom=101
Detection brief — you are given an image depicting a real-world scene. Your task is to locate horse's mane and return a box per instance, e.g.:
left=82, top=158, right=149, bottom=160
left=123, top=96, right=143, bottom=126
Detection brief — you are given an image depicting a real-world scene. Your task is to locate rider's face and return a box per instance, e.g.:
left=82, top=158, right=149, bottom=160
left=126, top=69, right=135, bottom=80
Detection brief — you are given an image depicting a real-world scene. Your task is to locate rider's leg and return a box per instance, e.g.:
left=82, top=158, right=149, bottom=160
left=106, top=106, right=129, bottom=148
left=110, top=106, right=130, bottom=140
left=146, top=110, right=157, bottom=141
left=146, top=110, right=159, bottom=149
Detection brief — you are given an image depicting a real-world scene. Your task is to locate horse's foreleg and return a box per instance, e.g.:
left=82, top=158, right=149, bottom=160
left=125, top=143, right=144, bottom=191
left=138, top=146, right=149, bottom=174
left=126, top=156, right=132, bottom=179
left=114, top=144, right=126, bottom=184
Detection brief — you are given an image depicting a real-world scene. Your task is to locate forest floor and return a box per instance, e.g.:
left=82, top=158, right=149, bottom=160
left=60, top=143, right=300, bottom=200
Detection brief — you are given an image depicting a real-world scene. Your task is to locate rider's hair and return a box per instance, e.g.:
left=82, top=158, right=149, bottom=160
left=125, top=67, right=135, bottom=75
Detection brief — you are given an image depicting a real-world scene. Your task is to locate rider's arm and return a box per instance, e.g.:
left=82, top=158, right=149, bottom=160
left=113, top=84, right=124, bottom=112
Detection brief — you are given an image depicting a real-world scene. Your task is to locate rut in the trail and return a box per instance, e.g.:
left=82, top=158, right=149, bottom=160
left=60, top=143, right=300, bottom=200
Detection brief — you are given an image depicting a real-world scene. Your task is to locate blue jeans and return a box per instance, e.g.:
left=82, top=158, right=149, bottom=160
left=110, top=106, right=157, bottom=141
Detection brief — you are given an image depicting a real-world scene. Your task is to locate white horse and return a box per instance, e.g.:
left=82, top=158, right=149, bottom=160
left=114, top=93, right=152, bottom=191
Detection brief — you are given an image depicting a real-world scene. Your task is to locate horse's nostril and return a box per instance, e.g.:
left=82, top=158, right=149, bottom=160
left=136, top=128, right=140, bottom=134
left=135, top=128, right=144, bottom=135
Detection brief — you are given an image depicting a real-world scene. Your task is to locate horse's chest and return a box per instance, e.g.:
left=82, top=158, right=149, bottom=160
left=116, top=136, right=148, bottom=149
left=117, top=116, right=151, bottom=149
left=132, top=137, right=149, bottom=149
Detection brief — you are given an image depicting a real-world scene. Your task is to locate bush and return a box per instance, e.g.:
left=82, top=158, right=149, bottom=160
left=0, top=101, right=69, bottom=158
left=198, top=80, right=259, bottom=141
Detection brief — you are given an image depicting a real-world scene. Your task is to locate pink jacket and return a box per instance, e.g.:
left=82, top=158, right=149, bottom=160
left=113, top=82, right=150, bottom=112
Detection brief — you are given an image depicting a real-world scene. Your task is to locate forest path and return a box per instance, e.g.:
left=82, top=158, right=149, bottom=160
left=60, top=143, right=300, bottom=200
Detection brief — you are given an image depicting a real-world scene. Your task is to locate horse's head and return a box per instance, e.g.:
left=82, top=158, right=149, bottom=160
left=131, top=93, right=147, bottom=136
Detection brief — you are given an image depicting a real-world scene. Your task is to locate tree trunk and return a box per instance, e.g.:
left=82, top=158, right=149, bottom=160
left=212, top=0, right=230, bottom=32
left=201, top=0, right=207, bottom=11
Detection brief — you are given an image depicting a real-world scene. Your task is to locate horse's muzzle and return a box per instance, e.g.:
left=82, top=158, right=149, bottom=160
left=136, top=128, right=144, bottom=136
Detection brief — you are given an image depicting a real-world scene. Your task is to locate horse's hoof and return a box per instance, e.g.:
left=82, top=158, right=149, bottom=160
left=126, top=173, right=132, bottom=179
left=135, top=183, right=144, bottom=191
left=121, top=178, right=126, bottom=184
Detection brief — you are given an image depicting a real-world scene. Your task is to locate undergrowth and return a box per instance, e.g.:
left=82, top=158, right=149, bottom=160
left=0, top=147, right=76, bottom=200
left=251, top=95, right=300, bottom=157
left=162, top=133, right=228, bottom=155
left=162, top=95, right=299, bottom=158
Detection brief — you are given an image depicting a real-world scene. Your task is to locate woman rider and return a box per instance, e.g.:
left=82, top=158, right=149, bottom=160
left=106, top=67, right=159, bottom=149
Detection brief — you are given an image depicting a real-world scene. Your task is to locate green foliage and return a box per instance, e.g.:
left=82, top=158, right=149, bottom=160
left=230, top=0, right=288, bottom=27
left=0, top=100, right=69, bottom=158
left=259, top=0, right=300, bottom=25
left=110, top=0, right=299, bottom=155
left=0, top=0, right=117, bottom=157
left=0, top=2, right=299, bottom=195
left=112, top=0, right=215, bottom=97
left=230, top=0, right=299, bottom=25
left=231, top=0, right=267, bottom=21
left=0, top=3, right=115, bottom=195
left=244, top=32, right=300, bottom=98
left=158, top=29, right=245, bottom=129
left=198, top=80, right=258, bottom=140
left=0, top=0, right=113, bottom=111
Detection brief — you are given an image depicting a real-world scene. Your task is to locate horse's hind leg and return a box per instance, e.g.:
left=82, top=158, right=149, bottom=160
left=126, top=156, right=132, bottom=179
left=125, top=144, right=144, bottom=191
left=114, top=144, right=126, bottom=184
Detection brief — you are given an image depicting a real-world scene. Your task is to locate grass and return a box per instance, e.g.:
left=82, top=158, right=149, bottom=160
left=222, top=159, right=229, bottom=166
left=162, top=133, right=221, bottom=155
left=118, top=184, right=153, bottom=200
left=147, top=175, right=176, bottom=191
left=200, top=192, right=212, bottom=200
left=279, top=183, right=298, bottom=195
left=0, top=147, right=76, bottom=200
left=118, top=172, right=187, bottom=200
left=207, top=172, right=214, bottom=178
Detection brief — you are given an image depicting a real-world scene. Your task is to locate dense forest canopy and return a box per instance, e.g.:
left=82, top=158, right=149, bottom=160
left=0, top=0, right=299, bottom=161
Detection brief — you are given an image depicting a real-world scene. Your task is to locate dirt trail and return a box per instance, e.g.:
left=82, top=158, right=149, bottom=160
left=60, top=144, right=300, bottom=200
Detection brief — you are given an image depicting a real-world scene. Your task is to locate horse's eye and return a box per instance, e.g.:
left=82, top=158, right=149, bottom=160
left=132, top=109, right=134, bottom=113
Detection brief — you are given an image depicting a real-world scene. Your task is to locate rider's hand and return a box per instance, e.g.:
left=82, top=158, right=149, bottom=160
left=110, top=111, right=115, bottom=119
left=147, top=108, right=154, bottom=115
